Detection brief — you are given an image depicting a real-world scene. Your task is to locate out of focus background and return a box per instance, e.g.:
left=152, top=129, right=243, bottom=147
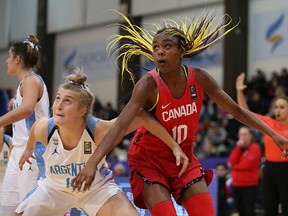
left=0, top=0, right=288, bottom=215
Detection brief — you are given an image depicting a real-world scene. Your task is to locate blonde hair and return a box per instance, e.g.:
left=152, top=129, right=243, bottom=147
left=59, top=68, right=95, bottom=119
left=107, top=11, right=239, bottom=82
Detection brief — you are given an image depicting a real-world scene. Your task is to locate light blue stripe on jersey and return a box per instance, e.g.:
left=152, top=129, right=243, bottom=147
left=34, top=142, right=46, bottom=179
left=3, top=134, right=11, bottom=147
left=22, top=182, right=39, bottom=201
left=48, top=117, right=55, bottom=137
left=25, top=111, right=36, bottom=134
left=86, top=115, right=100, bottom=138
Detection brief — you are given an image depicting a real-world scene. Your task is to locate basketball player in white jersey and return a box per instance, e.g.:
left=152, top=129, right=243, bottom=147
left=14, top=68, right=188, bottom=216
left=0, top=34, right=50, bottom=213
left=0, top=126, right=11, bottom=164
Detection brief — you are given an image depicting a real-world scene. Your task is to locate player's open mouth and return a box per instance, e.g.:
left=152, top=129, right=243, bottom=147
left=158, top=60, right=166, bottom=64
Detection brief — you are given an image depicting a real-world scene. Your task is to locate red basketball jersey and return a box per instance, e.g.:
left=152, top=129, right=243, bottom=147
left=132, top=66, right=204, bottom=151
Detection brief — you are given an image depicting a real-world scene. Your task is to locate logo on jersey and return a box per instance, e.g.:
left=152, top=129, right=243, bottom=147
left=52, top=137, right=59, bottom=155
left=52, top=147, right=59, bottom=155
left=53, top=137, right=59, bottom=145
left=84, top=141, right=92, bottom=154
left=190, top=85, right=197, bottom=100
left=161, top=103, right=171, bottom=109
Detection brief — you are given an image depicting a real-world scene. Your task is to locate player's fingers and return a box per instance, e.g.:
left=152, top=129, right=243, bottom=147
left=83, top=178, right=93, bottom=192
left=27, top=159, right=32, bottom=165
left=281, top=147, right=288, bottom=160
left=71, top=176, right=78, bottom=190
left=278, top=143, right=284, bottom=152
left=19, top=157, right=31, bottom=170
left=19, top=160, right=24, bottom=170
left=281, top=150, right=287, bottom=160
left=71, top=175, right=85, bottom=192
left=176, top=155, right=180, bottom=166
left=178, top=157, right=189, bottom=178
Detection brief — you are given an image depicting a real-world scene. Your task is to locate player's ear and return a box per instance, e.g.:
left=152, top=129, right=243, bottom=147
left=79, top=106, right=88, bottom=117
left=180, top=48, right=185, bottom=58
left=15, top=55, right=22, bottom=64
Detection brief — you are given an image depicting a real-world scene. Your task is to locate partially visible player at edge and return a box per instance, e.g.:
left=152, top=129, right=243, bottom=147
left=0, top=34, right=49, bottom=214
left=72, top=12, right=288, bottom=216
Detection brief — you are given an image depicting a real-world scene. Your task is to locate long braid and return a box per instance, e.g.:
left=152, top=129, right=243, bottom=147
left=107, top=11, right=239, bottom=82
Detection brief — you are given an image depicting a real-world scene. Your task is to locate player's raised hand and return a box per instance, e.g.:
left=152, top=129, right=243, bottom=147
left=236, top=72, right=247, bottom=91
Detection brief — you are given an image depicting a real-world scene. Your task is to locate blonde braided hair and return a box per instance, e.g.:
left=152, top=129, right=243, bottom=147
left=107, top=11, right=239, bottom=82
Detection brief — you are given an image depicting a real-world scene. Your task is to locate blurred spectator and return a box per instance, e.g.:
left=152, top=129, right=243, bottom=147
left=228, top=126, right=262, bottom=216
left=201, top=121, right=228, bottom=158
left=112, top=162, right=129, bottom=177
left=247, top=91, right=267, bottom=115
left=279, top=68, right=288, bottom=87
left=104, top=102, right=118, bottom=120
left=0, top=90, right=12, bottom=116
left=93, top=96, right=104, bottom=118
left=249, top=69, right=267, bottom=98
left=216, top=162, right=234, bottom=216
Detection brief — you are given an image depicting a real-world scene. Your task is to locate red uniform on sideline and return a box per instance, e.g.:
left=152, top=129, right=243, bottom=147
left=256, top=114, right=288, bottom=162
left=228, top=143, right=262, bottom=186
left=128, top=66, right=213, bottom=208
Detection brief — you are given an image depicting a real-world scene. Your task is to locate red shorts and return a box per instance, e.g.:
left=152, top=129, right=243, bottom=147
left=128, top=144, right=213, bottom=209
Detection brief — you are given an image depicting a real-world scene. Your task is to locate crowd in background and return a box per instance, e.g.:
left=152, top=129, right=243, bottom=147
left=90, top=68, right=287, bottom=175
left=0, top=67, right=287, bottom=214
left=91, top=67, right=288, bottom=215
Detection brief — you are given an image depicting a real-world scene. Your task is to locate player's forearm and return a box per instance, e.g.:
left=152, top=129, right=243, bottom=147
left=88, top=123, right=126, bottom=167
left=0, top=106, right=32, bottom=127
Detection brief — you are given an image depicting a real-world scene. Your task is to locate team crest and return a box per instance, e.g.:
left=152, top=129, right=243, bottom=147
left=190, top=85, right=197, bottom=100
left=84, top=141, right=92, bottom=154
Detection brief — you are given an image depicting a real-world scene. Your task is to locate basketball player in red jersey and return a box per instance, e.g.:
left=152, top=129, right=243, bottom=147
left=72, top=12, right=288, bottom=216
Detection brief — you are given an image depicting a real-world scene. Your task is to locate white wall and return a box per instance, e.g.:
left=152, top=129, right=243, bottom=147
left=248, top=0, right=288, bottom=79
left=54, top=26, right=118, bottom=106
left=9, top=0, right=38, bottom=42
left=48, top=0, right=84, bottom=33
left=86, top=0, right=120, bottom=26
left=132, top=0, right=223, bottom=16
left=48, top=0, right=120, bottom=33
left=0, top=51, right=19, bottom=92
left=0, top=0, right=9, bottom=49
left=0, top=0, right=38, bottom=94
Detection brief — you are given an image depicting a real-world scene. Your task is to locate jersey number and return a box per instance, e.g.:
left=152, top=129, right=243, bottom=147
left=172, top=125, right=188, bottom=144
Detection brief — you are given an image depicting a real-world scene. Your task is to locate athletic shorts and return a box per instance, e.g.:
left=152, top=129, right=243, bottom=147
left=128, top=144, right=213, bottom=209
left=15, top=176, right=119, bottom=216
left=1, top=145, right=39, bottom=209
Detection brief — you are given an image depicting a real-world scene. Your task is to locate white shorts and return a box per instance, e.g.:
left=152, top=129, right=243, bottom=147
left=15, top=176, right=119, bottom=216
left=1, top=145, right=39, bottom=209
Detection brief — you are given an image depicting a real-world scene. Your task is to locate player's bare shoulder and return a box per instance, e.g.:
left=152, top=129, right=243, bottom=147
left=138, top=73, right=157, bottom=90
left=33, top=117, right=49, bottom=142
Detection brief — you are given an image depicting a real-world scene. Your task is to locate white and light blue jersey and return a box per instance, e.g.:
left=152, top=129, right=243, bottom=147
left=0, top=134, right=11, bottom=162
left=12, top=72, right=50, bottom=146
left=44, top=116, right=113, bottom=191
